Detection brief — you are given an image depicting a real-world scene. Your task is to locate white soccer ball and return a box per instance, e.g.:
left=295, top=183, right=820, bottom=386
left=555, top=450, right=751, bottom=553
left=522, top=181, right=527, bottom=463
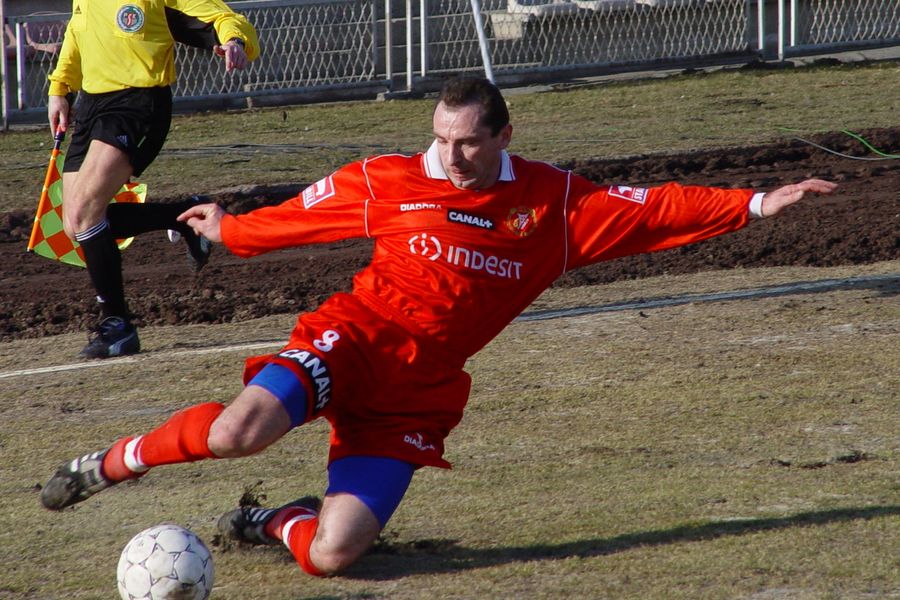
left=117, top=524, right=214, bottom=600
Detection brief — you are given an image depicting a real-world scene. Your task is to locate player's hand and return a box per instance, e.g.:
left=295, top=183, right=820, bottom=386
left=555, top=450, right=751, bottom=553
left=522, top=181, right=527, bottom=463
left=178, top=203, right=226, bottom=243
left=214, top=39, right=248, bottom=72
left=48, top=95, right=69, bottom=137
left=760, top=178, right=838, bottom=217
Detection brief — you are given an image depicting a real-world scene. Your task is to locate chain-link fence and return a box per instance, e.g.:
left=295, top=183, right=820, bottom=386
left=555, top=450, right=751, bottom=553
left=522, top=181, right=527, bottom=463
left=2, top=0, right=898, bottom=125
left=483, top=0, right=750, bottom=72
left=175, top=0, right=380, bottom=98
left=2, top=12, right=65, bottom=118
left=787, top=0, right=900, bottom=54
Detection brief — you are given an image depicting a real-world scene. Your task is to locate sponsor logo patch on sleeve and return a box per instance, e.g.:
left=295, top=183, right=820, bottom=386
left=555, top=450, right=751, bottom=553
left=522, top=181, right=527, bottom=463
left=302, top=176, right=336, bottom=209
left=608, top=185, right=648, bottom=205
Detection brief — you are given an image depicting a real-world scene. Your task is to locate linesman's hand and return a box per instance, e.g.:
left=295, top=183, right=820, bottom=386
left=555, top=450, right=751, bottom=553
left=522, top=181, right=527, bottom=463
left=214, top=38, right=249, bottom=72
left=761, top=178, right=838, bottom=217
left=178, top=203, right=226, bottom=243
left=48, top=95, right=70, bottom=136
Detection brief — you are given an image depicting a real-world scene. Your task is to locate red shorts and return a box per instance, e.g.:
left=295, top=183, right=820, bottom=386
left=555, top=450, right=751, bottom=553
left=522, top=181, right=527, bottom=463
left=242, top=293, right=471, bottom=469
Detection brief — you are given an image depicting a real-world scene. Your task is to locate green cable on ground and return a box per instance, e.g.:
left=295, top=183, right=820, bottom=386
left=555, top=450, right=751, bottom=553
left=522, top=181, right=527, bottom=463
left=777, top=126, right=899, bottom=161
left=840, top=129, right=900, bottom=159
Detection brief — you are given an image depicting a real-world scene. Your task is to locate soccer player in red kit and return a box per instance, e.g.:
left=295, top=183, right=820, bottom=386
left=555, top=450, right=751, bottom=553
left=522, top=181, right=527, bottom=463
left=41, top=76, right=837, bottom=577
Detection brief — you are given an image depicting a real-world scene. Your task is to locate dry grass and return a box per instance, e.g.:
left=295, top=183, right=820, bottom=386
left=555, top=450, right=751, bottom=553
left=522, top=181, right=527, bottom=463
left=1, top=60, right=899, bottom=212
left=1, top=56, right=898, bottom=600
left=0, top=261, right=897, bottom=599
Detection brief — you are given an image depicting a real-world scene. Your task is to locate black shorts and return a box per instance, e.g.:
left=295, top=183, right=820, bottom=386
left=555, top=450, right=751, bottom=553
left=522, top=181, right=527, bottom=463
left=63, top=86, right=172, bottom=177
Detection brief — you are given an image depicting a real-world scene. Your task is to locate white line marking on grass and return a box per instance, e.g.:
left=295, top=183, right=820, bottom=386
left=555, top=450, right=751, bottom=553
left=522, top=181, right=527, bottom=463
left=0, top=340, right=283, bottom=380
left=515, top=274, right=898, bottom=322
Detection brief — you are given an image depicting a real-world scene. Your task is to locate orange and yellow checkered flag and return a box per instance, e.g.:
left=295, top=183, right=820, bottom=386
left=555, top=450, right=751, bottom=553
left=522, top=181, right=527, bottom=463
left=27, top=130, right=148, bottom=268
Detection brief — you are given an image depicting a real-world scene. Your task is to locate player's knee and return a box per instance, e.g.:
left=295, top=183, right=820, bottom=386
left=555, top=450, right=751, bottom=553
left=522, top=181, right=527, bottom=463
left=307, top=519, right=380, bottom=576
left=206, top=417, right=262, bottom=458
left=61, top=210, right=83, bottom=240
left=62, top=218, right=77, bottom=241
left=62, top=199, right=103, bottom=239
left=208, top=387, right=293, bottom=458
left=309, top=541, right=370, bottom=575
left=307, top=556, right=344, bottom=576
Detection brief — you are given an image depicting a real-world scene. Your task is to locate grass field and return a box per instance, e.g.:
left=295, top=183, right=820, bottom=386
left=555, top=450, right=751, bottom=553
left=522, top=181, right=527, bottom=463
left=0, top=61, right=898, bottom=599
left=0, top=60, right=899, bottom=212
left=0, top=262, right=897, bottom=599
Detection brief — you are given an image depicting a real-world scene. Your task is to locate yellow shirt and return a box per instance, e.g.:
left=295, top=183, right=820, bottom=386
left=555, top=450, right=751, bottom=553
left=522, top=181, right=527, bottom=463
left=49, top=0, right=259, bottom=96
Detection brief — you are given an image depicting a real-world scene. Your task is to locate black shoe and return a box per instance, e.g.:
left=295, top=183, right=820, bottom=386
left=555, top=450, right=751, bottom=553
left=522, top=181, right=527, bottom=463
left=79, top=316, right=140, bottom=359
left=184, top=231, right=212, bottom=272
left=41, top=448, right=118, bottom=510
left=217, top=496, right=321, bottom=545
left=169, top=196, right=213, bottom=271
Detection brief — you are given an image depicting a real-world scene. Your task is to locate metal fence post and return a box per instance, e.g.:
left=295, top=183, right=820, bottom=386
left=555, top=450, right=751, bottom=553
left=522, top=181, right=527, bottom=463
left=405, top=0, right=413, bottom=90
left=469, top=0, right=494, bottom=83
left=757, top=0, right=764, bottom=52
left=0, top=0, right=8, bottom=130
left=385, top=0, right=393, bottom=82
left=14, top=20, right=26, bottom=108
left=777, top=0, right=785, bottom=60
left=420, top=0, right=427, bottom=77
left=789, top=0, right=796, bottom=47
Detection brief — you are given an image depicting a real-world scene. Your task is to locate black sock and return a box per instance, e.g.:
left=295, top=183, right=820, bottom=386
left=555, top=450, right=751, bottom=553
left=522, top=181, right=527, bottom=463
left=76, top=220, right=129, bottom=320
left=107, top=200, right=196, bottom=239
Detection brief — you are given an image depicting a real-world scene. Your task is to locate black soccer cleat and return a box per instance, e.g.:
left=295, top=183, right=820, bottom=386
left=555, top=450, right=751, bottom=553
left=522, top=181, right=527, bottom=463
left=184, top=230, right=213, bottom=272
left=216, top=496, right=322, bottom=545
left=171, top=195, right=213, bottom=271
left=79, top=316, right=140, bottom=359
left=41, top=448, right=118, bottom=510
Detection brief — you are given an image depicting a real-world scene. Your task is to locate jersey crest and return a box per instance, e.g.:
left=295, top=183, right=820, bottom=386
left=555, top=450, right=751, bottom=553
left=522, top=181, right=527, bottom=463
left=116, top=5, right=146, bottom=33
left=505, top=206, right=537, bottom=237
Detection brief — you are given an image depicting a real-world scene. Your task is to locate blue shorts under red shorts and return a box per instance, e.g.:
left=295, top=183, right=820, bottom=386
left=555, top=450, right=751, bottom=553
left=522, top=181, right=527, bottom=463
left=241, top=292, right=472, bottom=469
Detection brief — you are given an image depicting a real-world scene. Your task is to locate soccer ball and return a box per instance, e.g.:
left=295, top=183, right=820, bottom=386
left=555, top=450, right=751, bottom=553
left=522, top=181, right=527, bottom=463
left=117, top=524, right=214, bottom=600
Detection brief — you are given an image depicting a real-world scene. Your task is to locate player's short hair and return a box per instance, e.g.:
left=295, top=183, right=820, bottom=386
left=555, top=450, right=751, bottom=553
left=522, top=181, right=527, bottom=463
left=436, top=76, right=509, bottom=137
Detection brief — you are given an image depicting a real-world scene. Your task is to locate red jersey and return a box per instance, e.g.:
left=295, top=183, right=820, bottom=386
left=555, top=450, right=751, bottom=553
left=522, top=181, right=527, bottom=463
left=222, top=143, right=753, bottom=363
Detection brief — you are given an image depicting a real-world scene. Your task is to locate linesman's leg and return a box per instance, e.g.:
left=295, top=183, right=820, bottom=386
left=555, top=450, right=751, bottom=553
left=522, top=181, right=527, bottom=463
left=62, top=141, right=133, bottom=325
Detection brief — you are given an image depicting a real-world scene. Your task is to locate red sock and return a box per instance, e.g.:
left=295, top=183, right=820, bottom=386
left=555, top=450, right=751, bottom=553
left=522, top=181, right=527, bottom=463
left=280, top=509, right=326, bottom=576
left=100, top=436, right=144, bottom=483
left=263, top=506, right=310, bottom=541
left=132, top=402, right=224, bottom=468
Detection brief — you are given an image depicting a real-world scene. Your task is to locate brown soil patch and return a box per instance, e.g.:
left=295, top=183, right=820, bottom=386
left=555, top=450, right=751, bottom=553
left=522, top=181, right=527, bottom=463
left=1, top=127, right=897, bottom=341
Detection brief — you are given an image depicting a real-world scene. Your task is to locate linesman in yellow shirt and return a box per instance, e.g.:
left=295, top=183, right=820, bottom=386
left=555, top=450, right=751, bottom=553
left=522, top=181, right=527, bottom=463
left=47, top=0, right=259, bottom=359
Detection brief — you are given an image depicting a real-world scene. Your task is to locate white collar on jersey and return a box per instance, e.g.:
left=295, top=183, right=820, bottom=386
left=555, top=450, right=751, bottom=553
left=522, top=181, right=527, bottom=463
left=423, top=140, right=515, bottom=183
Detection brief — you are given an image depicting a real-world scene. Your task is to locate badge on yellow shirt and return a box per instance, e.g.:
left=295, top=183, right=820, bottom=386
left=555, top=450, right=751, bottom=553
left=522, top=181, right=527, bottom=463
left=116, top=5, right=145, bottom=33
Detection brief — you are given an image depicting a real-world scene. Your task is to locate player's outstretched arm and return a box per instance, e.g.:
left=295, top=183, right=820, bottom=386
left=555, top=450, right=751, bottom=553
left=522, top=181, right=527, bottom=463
left=760, top=178, right=838, bottom=217
left=178, top=203, right=226, bottom=243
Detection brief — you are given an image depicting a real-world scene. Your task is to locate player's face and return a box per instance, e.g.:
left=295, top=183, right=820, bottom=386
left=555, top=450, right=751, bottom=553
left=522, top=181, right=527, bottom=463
left=432, top=102, right=512, bottom=191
